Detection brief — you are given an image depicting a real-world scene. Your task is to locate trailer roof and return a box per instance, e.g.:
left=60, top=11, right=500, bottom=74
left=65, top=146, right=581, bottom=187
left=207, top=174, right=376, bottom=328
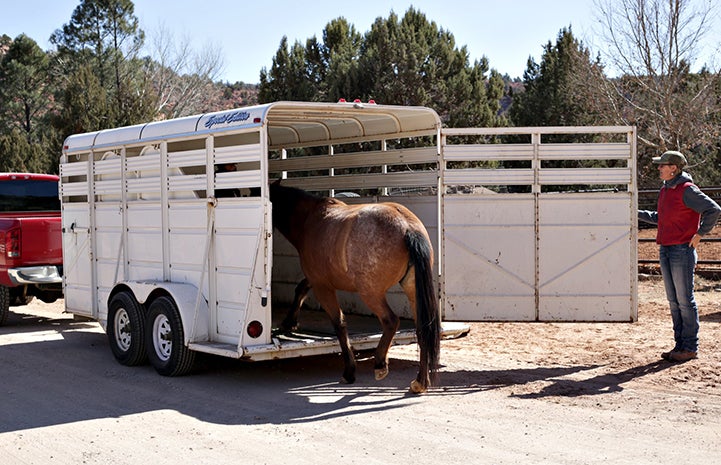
left=62, top=101, right=441, bottom=153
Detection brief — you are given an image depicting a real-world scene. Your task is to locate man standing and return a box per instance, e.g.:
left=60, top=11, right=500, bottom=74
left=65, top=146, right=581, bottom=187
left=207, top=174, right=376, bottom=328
left=638, top=150, right=721, bottom=362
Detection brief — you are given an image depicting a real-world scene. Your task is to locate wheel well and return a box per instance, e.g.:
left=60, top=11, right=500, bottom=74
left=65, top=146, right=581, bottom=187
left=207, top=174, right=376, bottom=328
left=108, top=284, right=135, bottom=308
left=145, top=288, right=174, bottom=308
left=108, top=285, right=174, bottom=311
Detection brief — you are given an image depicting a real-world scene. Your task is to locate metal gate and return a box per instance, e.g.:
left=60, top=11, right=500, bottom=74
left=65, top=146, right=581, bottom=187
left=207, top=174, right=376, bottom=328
left=441, top=127, right=637, bottom=322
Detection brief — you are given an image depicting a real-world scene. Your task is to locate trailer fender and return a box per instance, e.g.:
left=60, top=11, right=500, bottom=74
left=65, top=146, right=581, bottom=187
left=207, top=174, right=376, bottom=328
left=118, top=281, right=209, bottom=344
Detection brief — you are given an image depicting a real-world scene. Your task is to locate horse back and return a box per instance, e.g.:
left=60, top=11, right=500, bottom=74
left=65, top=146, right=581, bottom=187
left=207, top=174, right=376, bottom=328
left=300, top=200, right=429, bottom=291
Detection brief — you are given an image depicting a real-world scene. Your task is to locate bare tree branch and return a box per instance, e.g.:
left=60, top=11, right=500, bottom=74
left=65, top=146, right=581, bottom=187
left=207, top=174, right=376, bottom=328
left=144, top=22, right=225, bottom=119
left=593, top=0, right=721, bottom=171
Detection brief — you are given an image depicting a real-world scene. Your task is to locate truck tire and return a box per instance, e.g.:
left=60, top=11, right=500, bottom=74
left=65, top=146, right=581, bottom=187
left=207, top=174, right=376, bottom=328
left=0, top=285, right=9, bottom=326
left=145, top=296, right=195, bottom=376
left=107, top=291, right=147, bottom=366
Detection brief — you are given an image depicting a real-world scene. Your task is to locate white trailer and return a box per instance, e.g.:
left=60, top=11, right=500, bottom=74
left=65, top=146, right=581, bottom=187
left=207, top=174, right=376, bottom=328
left=60, top=101, right=636, bottom=376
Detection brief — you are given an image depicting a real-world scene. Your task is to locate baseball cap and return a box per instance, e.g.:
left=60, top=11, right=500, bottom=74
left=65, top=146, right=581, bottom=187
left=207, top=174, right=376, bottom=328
left=652, top=150, right=687, bottom=168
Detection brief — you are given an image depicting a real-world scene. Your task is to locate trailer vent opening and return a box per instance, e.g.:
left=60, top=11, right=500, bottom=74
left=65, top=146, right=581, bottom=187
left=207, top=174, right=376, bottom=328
left=247, top=320, right=263, bottom=339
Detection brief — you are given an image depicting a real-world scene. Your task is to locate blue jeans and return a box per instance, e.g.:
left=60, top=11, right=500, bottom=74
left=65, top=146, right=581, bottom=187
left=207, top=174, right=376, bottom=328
left=659, top=244, right=699, bottom=352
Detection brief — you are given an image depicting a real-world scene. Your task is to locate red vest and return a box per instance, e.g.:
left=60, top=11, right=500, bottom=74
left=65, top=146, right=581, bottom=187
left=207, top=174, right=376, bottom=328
left=656, top=181, right=701, bottom=245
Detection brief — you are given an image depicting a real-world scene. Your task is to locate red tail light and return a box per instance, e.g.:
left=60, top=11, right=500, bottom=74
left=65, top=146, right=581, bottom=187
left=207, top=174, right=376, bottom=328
left=6, top=228, right=21, bottom=258
left=247, top=320, right=263, bottom=338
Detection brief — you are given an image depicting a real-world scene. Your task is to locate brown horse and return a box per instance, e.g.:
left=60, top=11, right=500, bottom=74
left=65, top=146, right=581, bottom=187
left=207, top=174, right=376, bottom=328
left=269, top=181, right=441, bottom=393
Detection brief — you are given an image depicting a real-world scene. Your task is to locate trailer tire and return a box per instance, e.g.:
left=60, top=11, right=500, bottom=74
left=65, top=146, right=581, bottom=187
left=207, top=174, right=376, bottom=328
left=145, top=296, right=195, bottom=376
left=107, top=291, right=148, bottom=366
left=0, top=285, right=9, bottom=326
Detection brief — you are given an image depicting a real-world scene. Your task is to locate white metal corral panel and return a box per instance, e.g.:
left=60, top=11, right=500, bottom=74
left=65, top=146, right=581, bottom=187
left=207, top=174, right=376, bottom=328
left=443, top=195, right=536, bottom=321
left=441, top=126, right=637, bottom=322
left=538, top=193, right=634, bottom=321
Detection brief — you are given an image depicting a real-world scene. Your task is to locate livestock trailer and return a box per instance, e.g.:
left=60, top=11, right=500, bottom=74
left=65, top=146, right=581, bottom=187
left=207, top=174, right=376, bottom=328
left=60, top=101, right=637, bottom=376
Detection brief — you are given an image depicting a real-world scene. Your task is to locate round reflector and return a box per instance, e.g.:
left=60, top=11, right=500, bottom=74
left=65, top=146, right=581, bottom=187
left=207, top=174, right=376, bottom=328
left=247, top=321, right=263, bottom=338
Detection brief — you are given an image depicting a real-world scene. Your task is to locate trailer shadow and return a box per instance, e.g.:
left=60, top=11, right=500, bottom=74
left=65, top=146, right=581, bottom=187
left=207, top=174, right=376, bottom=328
left=0, top=310, right=674, bottom=432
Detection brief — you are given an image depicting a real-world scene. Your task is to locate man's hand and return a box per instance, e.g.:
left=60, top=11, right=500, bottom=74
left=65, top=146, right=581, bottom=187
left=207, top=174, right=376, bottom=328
left=690, top=233, right=702, bottom=248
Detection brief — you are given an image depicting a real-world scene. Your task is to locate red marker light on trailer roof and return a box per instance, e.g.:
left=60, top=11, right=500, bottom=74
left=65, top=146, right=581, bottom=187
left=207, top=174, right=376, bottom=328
left=368, top=99, right=376, bottom=104
left=338, top=98, right=346, bottom=103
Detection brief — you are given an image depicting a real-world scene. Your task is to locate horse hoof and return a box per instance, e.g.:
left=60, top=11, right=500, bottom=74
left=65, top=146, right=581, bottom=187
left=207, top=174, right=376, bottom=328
left=374, top=367, right=389, bottom=380
left=409, top=379, right=427, bottom=394
left=341, top=374, right=356, bottom=384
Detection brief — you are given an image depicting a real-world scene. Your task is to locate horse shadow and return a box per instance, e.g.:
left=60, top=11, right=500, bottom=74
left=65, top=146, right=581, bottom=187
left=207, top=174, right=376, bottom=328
left=190, top=357, right=601, bottom=424
left=406, top=355, right=676, bottom=400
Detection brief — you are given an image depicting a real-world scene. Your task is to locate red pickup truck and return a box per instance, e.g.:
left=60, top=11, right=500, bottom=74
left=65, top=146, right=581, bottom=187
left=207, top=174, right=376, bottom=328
left=0, top=173, right=63, bottom=325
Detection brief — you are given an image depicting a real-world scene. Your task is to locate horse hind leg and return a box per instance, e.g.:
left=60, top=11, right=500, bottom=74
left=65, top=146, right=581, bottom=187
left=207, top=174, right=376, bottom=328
left=313, top=286, right=357, bottom=384
left=360, top=293, right=400, bottom=381
left=280, top=278, right=310, bottom=332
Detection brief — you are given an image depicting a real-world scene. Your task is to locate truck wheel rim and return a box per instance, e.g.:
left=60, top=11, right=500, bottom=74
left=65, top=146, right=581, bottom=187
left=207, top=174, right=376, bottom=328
left=113, top=308, right=132, bottom=351
left=152, top=314, right=172, bottom=362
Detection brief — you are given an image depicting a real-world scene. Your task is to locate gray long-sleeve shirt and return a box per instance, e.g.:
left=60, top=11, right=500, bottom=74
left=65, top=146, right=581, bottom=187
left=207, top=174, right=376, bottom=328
left=638, top=172, right=721, bottom=236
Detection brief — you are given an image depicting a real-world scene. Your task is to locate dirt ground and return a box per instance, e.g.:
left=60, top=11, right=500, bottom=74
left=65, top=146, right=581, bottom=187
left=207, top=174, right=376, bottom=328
left=434, top=227, right=721, bottom=399
left=1, top=228, right=720, bottom=464
left=436, top=274, right=721, bottom=397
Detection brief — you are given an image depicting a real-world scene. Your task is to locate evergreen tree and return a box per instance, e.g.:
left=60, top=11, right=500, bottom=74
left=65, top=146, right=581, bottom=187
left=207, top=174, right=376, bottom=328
left=53, top=64, right=110, bottom=135
left=321, top=18, right=362, bottom=102
left=259, top=7, right=505, bottom=128
left=0, top=35, right=52, bottom=140
left=0, top=130, right=49, bottom=173
left=259, top=36, right=316, bottom=103
left=357, top=8, right=503, bottom=127
left=510, top=27, right=611, bottom=128
left=50, top=0, right=154, bottom=132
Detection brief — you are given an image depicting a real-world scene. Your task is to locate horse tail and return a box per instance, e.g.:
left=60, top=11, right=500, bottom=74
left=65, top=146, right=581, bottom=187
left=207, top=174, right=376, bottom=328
left=404, top=229, right=441, bottom=387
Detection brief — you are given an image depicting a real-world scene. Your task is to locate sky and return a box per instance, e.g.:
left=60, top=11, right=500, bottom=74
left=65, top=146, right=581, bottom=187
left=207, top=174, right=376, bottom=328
left=1, top=0, right=719, bottom=84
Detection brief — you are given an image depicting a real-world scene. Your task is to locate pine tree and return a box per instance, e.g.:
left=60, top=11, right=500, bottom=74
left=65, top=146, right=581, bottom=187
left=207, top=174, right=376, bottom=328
left=259, top=7, right=506, bottom=128
left=50, top=0, right=153, bottom=131
left=53, top=64, right=110, bottom=135
left=510, top=27, right=611, bottom=128
left=0, top=35, right=52, bottom=140
left=0, top=130, right=49, bottom=173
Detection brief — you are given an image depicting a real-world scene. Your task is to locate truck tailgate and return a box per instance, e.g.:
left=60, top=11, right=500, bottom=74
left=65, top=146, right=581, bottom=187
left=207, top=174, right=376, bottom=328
left=15, top=217, right=63, bottom=265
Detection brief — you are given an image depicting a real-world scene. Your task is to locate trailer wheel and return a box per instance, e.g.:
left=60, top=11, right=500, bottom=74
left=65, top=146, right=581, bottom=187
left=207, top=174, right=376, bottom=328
left=107, top=291, right=147, bottom=366
left=0, top=285, right=10, bottom=326
left=145, top=296, right=195, bottom=376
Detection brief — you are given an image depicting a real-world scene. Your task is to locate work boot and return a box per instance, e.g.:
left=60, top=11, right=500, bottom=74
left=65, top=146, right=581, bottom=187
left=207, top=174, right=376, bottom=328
left=660, top=349, right=679, bottom=361
left=669, top=350, right=697, bottom=362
